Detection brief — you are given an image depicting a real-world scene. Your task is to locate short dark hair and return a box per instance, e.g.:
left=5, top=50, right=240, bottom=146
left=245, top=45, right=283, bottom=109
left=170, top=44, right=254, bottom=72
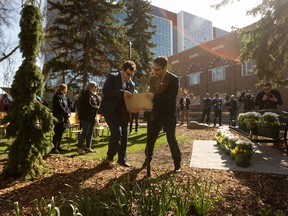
left=264, top=82, right=272, bottom=87
left=122, top=60, right=136, bottom=72
left=153, top=56, right=168, bottom=68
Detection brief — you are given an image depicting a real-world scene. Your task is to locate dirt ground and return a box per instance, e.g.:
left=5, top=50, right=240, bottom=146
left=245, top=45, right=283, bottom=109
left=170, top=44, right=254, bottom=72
left=0, top=126, right=288, bottom=215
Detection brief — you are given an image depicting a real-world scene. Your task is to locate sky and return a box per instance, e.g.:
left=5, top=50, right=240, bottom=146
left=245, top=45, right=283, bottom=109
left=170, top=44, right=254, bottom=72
left=0, top=0, right=261, bottom=89
left=150, top=0, right=261, bottom=31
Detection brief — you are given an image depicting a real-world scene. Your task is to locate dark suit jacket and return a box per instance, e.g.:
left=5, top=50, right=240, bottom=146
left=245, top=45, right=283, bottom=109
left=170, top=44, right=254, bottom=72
left=150, top=71, right=179, bottom=116
left=179, top=96, right=191, bottom=110
left=98, top=72, right=135, bottom=121
left=255, top=89, right=283, bottom=110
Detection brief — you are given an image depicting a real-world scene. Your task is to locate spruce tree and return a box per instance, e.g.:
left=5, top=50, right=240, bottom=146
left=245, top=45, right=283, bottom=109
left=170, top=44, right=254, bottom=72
left=124, top=0, right=156, bottom=91
left=240, top=0, right=288, bottom=85
left=45, top=0, right=129, bottom=88
left=3, top=1, right=54, bottom=180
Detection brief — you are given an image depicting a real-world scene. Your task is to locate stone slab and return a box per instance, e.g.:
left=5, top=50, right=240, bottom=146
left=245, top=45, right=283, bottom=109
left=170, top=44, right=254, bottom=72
left=190, top=140, right=288, bottom=175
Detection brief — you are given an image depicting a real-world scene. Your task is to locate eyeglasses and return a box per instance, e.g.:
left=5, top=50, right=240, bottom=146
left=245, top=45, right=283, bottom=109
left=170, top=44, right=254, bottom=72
left=153, top=67, right=162, bottom=72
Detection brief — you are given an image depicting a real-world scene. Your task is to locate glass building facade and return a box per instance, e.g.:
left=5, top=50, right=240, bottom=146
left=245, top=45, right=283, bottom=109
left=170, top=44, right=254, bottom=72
left=151, top=16, right=173, bottom=57
left=177, top=11, right=213, bottom=52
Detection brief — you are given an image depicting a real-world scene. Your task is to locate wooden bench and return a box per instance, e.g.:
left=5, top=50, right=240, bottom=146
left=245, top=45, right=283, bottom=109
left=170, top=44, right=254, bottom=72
left=229, top=109, right=288, bottom=155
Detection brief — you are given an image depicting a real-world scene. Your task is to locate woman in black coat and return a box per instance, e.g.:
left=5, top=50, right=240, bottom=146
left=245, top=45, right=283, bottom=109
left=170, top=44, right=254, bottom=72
left=52, top=84, right=71, bottom=153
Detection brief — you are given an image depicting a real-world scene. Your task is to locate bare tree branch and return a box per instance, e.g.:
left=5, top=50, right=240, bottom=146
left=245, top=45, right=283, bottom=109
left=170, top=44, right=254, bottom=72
left=0, top=45, right=19, bottom=62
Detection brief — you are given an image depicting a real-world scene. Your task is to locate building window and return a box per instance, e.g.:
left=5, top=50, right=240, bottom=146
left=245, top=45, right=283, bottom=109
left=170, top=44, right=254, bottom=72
left=241, top=60, right=256, bottom=76
left=188, top=72, right=200, bottom=86
left=212, top=66, right=226, bottom=81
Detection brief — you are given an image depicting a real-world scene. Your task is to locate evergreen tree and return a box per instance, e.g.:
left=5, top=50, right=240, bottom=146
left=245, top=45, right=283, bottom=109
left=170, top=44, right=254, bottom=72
left=215, top=0, right=288, bottom=86
left=3, top=1, right=54, bottom=180
left=45, top=0, right=129, bottom=88
left=124, top=0, right=156, bottom=91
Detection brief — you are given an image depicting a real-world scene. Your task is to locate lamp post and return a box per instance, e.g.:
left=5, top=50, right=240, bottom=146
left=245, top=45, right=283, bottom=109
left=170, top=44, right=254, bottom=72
left=129, top=41, right=132, bottom=60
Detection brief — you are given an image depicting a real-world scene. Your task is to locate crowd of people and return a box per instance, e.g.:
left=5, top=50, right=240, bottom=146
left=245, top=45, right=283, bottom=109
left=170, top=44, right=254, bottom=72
left=1, top=55, right=284, bottom=174
left=197, top=82, right=283, bottom=127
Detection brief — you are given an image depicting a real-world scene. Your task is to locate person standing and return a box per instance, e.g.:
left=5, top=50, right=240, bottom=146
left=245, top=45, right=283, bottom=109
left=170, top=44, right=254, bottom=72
left=77, top=82, right=101, bottom=155
left=179, top=91, right=191, bottom=125
left=0, top=94, right=11, bottom=112
left=98, top=60, right=136, bottom=168
left=255, top=82, right=283, bottom=110
left=129, top=89, right=140, bottom=134
left=212, top=93, right=223, bottom=127
left=201, top=93, right=212, bottom=124
left=143, top=56, right=182, bottom=173
left=51, top=84, right=71, bottom=153
left=238, top=90, right=255, bottom=112
left=227, top=95, right=238, bottom=126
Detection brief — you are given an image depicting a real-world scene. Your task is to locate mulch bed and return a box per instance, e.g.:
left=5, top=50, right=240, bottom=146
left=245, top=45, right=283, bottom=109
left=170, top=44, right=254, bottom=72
left=0, top=126, right=287, bottom=215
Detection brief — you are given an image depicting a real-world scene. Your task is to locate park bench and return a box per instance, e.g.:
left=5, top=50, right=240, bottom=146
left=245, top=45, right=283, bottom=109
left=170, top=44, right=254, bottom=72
left=229, top=109, right=288, bottom=155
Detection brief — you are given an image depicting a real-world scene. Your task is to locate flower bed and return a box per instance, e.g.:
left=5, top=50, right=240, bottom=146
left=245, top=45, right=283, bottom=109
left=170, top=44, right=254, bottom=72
left=238, top=112, right=281, bottom=138
left=216, top=128, right=255, bottom=167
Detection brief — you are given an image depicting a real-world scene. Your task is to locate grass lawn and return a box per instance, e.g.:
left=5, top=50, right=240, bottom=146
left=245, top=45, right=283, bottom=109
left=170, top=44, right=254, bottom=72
left=0, top=124, right=190, bottom=162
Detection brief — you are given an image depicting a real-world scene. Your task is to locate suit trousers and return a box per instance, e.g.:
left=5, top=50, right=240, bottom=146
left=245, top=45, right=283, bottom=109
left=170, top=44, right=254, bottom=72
left=129, top=112, right=139, bottom=133
left=105, top=114, right=128, bottom=163
left=145, top=113, right=181, bottom=169
left=201, top=109, right=211, bottom=124
left=180, top=108, right=189, bottom=124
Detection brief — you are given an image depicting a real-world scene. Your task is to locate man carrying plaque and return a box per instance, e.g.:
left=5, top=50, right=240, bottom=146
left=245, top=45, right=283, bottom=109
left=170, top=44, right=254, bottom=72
left=143, top=56, right=182, bottom=173
left=98, top=60, right=136, bottom=168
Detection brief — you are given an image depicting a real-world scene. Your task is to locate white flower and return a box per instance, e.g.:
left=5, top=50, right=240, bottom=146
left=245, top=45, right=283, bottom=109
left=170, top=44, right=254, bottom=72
left=245, top=112, right=261, bottom=118
left=235, top=140, right=254, bottom=146
left=261, top=112, right=279, bottom=118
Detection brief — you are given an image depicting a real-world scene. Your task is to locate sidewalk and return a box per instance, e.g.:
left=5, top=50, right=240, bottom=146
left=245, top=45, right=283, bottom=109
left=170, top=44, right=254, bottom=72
left=190, top=140, right=288, bottom=175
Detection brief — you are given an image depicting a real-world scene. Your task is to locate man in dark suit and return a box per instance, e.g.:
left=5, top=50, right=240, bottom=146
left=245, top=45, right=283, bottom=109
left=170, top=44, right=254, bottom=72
left=255, top=82, right=283, bottom=110
left=143, top=56, right=182, bottom=173
left=98, top=60, right=136, bottom=168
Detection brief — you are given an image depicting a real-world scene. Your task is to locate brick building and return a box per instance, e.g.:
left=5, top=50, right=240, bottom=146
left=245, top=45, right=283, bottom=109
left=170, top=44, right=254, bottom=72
left=168, top=31, right=288, bottom=111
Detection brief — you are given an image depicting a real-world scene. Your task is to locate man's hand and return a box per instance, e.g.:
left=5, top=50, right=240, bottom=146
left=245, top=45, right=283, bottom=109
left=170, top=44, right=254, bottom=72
left=269, top=95, right=277, bottom=102
left=262, top=94, right=269, bottom=101
left=124, top=90, right=133, bottom=99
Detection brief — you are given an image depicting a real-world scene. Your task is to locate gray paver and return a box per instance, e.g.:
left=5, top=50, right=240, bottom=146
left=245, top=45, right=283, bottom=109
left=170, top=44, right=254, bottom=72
left=190, top=140, right=288, bottom=175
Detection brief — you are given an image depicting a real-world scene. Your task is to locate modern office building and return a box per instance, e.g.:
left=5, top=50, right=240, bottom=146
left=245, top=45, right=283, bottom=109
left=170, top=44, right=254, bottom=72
left=177, top=11, right=213, bottom=52
left=150, top=15, right=174, bottom=57
left=151, top=6, right=228, bottom=57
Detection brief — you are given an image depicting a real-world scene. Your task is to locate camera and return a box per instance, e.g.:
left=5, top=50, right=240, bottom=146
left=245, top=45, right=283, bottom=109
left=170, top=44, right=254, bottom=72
left=267, top=93, right=274, bottom=98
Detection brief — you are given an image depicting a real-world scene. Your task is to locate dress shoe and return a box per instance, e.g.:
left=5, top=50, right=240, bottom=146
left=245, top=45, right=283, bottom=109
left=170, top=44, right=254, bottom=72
left=77, top=148, right=85, bottom=155
left=103, top=159, right=115, bottom=168
left=118, top=162, right=131, bottom=167
left=174, top=167, right=181, bottom=173
left=85, top=147, right=94, bottom=152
